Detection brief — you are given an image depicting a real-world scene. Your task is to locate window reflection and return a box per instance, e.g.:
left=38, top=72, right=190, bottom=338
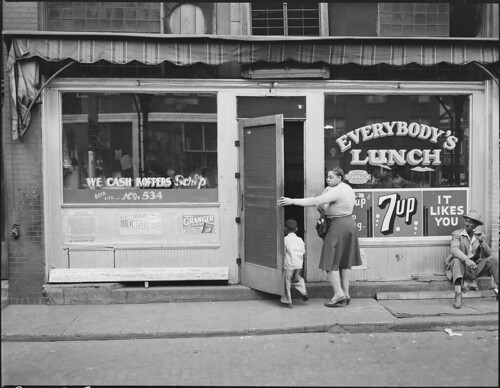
left=62, top=92, right=218, bottom=203
left=324, top=94, right=470, bottom=189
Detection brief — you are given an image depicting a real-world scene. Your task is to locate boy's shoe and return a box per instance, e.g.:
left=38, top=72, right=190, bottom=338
left=302, top=294, right=309, bottom=302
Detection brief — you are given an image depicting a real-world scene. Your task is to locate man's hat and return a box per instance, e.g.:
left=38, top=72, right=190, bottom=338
left=463, top=210, right=483, bottom=226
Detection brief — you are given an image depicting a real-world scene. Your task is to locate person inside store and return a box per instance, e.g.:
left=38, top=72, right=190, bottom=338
left=444, top=210, right=499, bottom=309
left=391, top=171, right=406, bottom=188
left=278, top=167, right=362, bottom=307
left=280, top=218, right=308, bottom=308
left=166, top=167, right=177, bottom=188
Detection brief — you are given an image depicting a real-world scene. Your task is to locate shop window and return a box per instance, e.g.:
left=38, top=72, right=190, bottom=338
left=366, top=95, right=387, bottom=104
left=324, top=118, right=346, bottom=138
left=409, top=95, right=432, bottom=104
left=325, top=94, right=471, bottom=238
left=410, top=117, right=431, bottom=126
left=251, top=1, right=320, bottom=36
left=62, top=92, right=218, bottom=204
left=366, top=117, right=386, bottom=125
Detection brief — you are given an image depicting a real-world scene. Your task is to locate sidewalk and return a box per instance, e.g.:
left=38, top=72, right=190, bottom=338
left=2, top=294, right=497, bottom=342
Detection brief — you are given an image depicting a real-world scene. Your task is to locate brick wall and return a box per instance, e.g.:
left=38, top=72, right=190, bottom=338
left=3, top=1, right=45, bottom=303
left=2, top=1, right=39, bottom=30
left=2, top=78, right=45, bottom=303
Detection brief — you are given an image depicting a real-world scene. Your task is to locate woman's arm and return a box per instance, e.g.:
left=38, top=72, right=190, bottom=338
left=278, top=187, right=340, bottom=208
left=278, top=197, right=316, bottom=207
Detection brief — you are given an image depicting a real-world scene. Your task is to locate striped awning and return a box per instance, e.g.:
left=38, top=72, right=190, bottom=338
left=6, top=33, right=499, bottom=68
left=5, top=32, right=498, bottom=141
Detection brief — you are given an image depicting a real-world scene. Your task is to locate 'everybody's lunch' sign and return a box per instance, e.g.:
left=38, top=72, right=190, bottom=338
left=336, top=121, right=457, bottom=167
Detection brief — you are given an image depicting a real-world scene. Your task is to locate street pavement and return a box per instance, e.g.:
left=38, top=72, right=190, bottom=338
left=2, top=330, right=498, bottom=386
left=1, top=295, right=498, bottom=342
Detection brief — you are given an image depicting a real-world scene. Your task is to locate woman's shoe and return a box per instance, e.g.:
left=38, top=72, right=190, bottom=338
left=325, top=296, right=346, bottom=307
left=452, top=291, right=462, bottom=309
left=345, top=296, right=351, bottom=305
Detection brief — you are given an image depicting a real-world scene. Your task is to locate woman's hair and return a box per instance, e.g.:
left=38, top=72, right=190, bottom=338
left=330, top=167, right=345, bottom=181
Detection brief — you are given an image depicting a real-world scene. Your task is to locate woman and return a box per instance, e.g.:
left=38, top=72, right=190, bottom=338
left=277, top=167, right=362, bottom=307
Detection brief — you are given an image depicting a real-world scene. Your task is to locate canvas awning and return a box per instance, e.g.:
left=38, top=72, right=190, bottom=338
left=6, top=32, right=499, bottom=68
left=4, top=31, right=499, bottom=140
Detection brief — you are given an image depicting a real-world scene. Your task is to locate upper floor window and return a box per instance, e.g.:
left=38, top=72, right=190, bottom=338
left=251, top=1, right=320, bottom=36
left=164, top=2, right=214, bottom=34
left=45, top=2, right=161, bottom=33
left=329, top=2, right=493, bottom=38
left=42, top=2, right=496, bottom=39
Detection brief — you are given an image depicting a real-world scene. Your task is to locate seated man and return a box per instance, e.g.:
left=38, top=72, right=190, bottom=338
left=444, top=210, right=499, bottom=309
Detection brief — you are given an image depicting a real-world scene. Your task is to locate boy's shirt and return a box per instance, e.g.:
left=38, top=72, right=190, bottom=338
left=284, top=232, right=306, bottom=270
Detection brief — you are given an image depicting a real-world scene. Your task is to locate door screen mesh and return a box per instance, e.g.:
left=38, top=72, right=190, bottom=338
left=243, top=124, right=278, bottom=269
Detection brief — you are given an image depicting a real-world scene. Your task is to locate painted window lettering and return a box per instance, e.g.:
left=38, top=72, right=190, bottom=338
left=336, top=121, right=457, bottom=167
left=336, top=121, right=457, bottom=152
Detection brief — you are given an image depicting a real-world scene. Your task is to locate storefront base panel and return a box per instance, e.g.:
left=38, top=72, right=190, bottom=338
left=61, top=246, right=222, bottom=269
left=308, top=243, right=450, bottom=283
left=351, top=244, right=449, bottom=281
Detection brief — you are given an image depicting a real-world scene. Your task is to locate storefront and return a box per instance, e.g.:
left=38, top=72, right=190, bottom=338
left=5, top=32, right=499, bottom=295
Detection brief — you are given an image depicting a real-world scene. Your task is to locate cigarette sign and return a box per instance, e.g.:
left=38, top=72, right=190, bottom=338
left=120, top=213, right=162, bottom=235
left=183, top=214, right=215, bottom=234
left=346, top=170, right=372, bottom=185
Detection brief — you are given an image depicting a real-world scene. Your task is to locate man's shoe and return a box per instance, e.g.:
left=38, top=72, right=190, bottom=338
left=302, top=294, right=309, bottom=302
left=453, top=292, right=462, bottom=309
left=468, top=280, right=479, bottom=291
left=462, top=279, right=478, bottom=292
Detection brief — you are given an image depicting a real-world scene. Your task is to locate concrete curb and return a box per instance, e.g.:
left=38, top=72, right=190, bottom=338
left=377, top=290, right=495, bottom=300
left=2, top=315, right=497, bottom=342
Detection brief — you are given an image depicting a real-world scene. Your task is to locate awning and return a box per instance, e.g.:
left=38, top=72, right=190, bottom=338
left=6, top=32, right=499, bottom=68
left=4, top=32, right=499, bottom=141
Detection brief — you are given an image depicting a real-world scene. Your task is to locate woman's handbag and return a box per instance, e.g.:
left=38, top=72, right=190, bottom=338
left=315, top=210, right=330, bottom=239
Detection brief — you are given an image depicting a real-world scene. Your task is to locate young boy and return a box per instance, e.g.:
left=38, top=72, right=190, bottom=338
left=280, top=219, right=308, bottom=308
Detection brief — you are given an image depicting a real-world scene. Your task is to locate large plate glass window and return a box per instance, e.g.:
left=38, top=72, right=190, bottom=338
left=324, top=94, right=470, bottom=238
left=62, top=92, right=217, bottom=204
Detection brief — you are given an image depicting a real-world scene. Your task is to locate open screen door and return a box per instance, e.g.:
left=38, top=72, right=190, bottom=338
left=238, top=115, right=284, bottom=295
